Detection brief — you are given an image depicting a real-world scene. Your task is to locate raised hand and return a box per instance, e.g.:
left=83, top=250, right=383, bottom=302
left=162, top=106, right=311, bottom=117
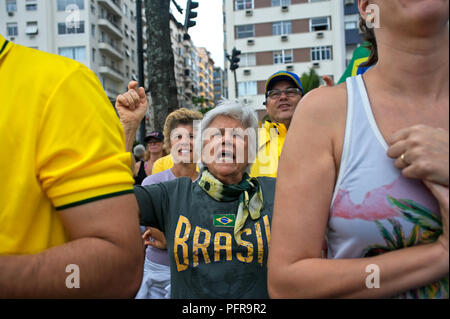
left=322, top=75, right=334, bottom=87
left=115, top=81, right=148, bottom=131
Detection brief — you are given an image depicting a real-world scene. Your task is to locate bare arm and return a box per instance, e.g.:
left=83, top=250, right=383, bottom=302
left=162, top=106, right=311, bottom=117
left=268, top=87, right=449, bottom=299
left=0, top=194, right=144, bottom=298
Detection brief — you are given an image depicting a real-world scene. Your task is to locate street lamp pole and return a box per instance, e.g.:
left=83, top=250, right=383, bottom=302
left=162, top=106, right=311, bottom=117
left=136, top=0, right=146, bottom=145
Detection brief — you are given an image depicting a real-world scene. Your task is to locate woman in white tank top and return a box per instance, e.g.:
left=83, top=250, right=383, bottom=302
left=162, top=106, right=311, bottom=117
left=268, top=0, right=449, bottom=298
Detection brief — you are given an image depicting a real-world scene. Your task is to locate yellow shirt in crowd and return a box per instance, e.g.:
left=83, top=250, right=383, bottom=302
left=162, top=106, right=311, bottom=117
left=151, top=154, right=174, bottom=174
left=0, top=35, right=134, bottom=255
left=250, top=121, right=287, bottom=178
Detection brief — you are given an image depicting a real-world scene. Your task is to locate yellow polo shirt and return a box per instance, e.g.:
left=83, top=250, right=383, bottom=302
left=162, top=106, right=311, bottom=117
left=151, top=154, right=174, bottom=174
left=250, top=121, right=287, bottom=178
left=0, top=35, right=134, bottom=255
left=151, top=154, right=200, bottom=175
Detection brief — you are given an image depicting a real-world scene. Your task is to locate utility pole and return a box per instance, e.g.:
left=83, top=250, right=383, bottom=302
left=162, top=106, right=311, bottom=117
left=136, top=0, right=146, bottom=145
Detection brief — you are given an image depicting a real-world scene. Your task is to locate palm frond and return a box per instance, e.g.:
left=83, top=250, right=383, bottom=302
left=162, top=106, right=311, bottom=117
left=387, top=219, right=406, bottom=247
left=374, top=220, right=397, bottom=249
left=406, top=224, right=420, bottom=247
left=400, top=198, right=442, bottom=226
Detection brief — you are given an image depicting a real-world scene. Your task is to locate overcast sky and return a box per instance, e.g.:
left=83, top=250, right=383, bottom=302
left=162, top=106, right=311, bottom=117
left=171, top=0, right=225, bottom=69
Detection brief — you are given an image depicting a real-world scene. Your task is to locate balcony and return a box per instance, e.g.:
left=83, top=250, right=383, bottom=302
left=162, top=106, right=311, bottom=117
left=98, top=19, right=123, bottom=38
left=98, top=42, right=124, bottom=61
left=99, top=65, right=123, bottom=82
left=98, top=0, right=123, bottom=18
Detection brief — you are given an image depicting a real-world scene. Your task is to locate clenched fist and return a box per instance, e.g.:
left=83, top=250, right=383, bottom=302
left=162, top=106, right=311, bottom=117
left=115, top=81, right=148, bottom=131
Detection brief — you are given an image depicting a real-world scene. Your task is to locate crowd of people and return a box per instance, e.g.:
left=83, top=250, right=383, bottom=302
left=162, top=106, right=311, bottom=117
left=1, top=0, right=448, bottom=299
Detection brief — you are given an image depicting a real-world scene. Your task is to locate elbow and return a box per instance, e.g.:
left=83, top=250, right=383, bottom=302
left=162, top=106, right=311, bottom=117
left=119, top=247, right=144, bottom=298
left=106, top=241, right=144, bottom=298
left=268, top=266, right=298, bottom=299
left=121, top=253, right=144, bottom=298
left=268, top=261, right=321, bottom=299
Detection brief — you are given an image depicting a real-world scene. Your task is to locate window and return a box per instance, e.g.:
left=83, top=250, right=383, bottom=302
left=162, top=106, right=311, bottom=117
left=272, top=0, right=290, bottom=6
left=238, top=81, right=257, bottom=96
left=25, top=0, right=37, bottom=11
left=122, top=3, right=128, bottom=16
left=7, top=23, right=18, bottom=36
left=92, top=48, right=96, bottom=62
left=273, top=21, right=292, bottom=35
left=6, top=0, right=17, bottom=12
left=57, top=0, right=84, bottom=11
left=235, top=0, right=253, bottom=10
left=240, top=53, right=256, bottom=67
left=273, top=49, right=293, bottom=64
left=311, top=46, right=332, bottom=61
left=310, top=17, right=330, bottom=31
left=91, top=24, right=95, bottom=37
left=25, top=21, right=38, bottom=35
left=236, top=25, right=254, bottom=39
left=345, top=21, right=358, bottom=30
left=58, top=46, right=86, bottom=62
left=58, top=21, right=85, bottom=34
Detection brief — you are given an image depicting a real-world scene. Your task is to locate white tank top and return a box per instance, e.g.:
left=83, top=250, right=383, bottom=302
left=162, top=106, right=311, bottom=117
left=328, top=75, right=448, bottom=299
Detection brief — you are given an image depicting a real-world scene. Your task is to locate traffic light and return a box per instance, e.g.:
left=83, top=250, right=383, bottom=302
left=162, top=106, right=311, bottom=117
left=184, top=0, right=199, bottom=29
left=229, top=48, right=241, bottom=71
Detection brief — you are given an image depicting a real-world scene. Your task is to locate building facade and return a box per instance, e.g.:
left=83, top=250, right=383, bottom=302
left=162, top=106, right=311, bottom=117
left=196, top=47, right=215, bottom=108
left=213, top=66, right=227, bottom=104
left=223, top=0, right=346, bottom=110
left=1, top=0, right=140, bottom=101
left=343, top=0, right=364, bottom=65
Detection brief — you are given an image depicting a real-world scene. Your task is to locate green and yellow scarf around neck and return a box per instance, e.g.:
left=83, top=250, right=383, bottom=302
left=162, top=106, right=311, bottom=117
left=198, top=169, right=264, bottom=245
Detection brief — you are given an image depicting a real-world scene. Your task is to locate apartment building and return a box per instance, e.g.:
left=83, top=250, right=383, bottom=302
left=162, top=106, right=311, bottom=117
left=170, top=14, right=206, bottom=110
left=1, top=0, right=139, bottom=101
left=223, top=0, right=346, bottom=110
left=197, top=47, right=215, bottom=108
left=343, top=0, right=364, bottom=65
left=213, top=67, right=227, bottom=103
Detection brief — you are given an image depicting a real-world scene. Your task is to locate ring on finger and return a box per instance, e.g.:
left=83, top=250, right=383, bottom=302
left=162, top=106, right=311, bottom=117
left=400, top=153, right=409, bottom=165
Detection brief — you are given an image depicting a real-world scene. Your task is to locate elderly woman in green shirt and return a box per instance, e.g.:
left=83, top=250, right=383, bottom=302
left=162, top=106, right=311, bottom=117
left=133, top=100, right=276, bottom=299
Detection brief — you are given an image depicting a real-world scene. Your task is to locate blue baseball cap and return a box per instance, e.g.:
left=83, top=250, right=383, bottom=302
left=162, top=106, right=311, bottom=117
left=144, top=131, right=164, bottom=143
left=265, top=71, right=304, bottom=96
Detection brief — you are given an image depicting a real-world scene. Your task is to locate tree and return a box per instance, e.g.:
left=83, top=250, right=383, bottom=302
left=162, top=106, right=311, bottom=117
left=300, top=68, right=321, bottom=95
left=145, top=0, right=179, bottom=131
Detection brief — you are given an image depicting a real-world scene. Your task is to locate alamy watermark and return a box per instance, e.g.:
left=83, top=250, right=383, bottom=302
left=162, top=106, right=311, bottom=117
left=366, top=4, right=380, bottom=29
left=65, top=4, right=81, bottom=29
left=365, top=264, right=380, bottom=289
left=65, top=264, right=80, bottom=289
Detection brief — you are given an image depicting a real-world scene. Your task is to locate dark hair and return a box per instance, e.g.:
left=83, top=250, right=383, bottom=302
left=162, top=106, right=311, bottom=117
left=359, top=16, right=378, bottom=68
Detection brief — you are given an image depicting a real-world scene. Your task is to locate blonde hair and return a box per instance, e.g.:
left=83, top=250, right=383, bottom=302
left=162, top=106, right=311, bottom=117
left=163, top=108, right=203, bottom=153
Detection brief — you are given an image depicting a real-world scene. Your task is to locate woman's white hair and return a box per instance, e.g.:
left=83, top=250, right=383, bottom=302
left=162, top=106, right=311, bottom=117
left=194, top=99, right=259, bottom=173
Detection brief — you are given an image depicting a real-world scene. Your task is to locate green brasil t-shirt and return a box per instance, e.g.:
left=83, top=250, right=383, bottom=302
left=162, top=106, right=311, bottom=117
left=134, top=176, right=276, bottom=299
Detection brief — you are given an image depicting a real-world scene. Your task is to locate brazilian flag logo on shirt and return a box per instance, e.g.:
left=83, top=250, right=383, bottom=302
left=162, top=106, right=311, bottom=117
left=214, top=214, right=235, bottom=227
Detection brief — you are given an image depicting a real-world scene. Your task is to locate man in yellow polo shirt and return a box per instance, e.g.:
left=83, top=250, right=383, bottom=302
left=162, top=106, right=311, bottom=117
left=0, top=35, right=143, bottom=297
left=250, top=71, right=304, bottom=177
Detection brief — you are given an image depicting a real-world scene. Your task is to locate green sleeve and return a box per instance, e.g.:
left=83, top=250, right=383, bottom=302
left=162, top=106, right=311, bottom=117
left=133, top=184, right=168, bottom=232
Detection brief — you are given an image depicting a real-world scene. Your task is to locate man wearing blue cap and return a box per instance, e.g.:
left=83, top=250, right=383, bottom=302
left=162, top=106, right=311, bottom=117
left=250, top=71, right=304, bottom=177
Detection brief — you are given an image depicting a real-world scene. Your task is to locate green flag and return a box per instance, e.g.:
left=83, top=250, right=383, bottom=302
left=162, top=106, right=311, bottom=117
left=338, top=42, right=372, bottom=84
